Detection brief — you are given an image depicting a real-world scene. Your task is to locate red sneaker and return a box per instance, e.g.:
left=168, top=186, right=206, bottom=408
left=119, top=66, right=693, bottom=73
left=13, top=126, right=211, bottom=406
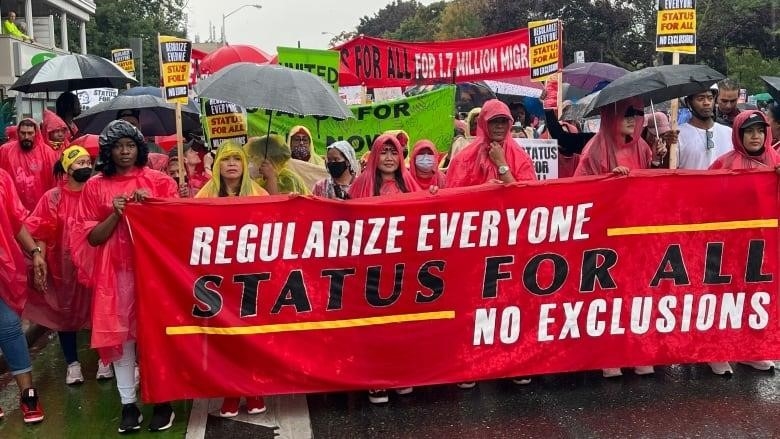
left=20, top=388, right=44, bottom=424
left=219, top=397, right=240, bottom=418
left=246, top=396, right=266, bottom=414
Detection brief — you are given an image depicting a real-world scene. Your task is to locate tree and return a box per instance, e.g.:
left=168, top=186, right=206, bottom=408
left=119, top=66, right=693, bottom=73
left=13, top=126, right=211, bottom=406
left=725, top=48, right=780, bottom=94
left=436, top=0, right=485, bottom=40
left=386, top=1, right=447, bottom=42
left=357, top=0, right=421, bottom=37
left=80, top=0, right=187, bottom=85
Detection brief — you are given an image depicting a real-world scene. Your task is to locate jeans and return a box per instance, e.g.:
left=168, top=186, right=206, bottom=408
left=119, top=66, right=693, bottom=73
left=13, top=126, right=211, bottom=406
left=0, top=296, right=32, bottom=375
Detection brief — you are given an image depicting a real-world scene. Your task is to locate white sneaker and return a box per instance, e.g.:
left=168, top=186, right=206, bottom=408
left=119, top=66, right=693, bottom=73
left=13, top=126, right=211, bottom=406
left=96, top=360, right=114, bottom=380
left=634, top=366, right=655, bottom=375
left=512, top=377, right=532, bottom=385
left=602, top=368, right=623, bottom=378
left=456, top=382, right=476, bottom=389
left=66, top=361, right=85, bottom=385
left=394, top=387, right=413, bottom=395
left=739, top=360, right=775, bottom=371
left=709, top=362, right=734, bottom=376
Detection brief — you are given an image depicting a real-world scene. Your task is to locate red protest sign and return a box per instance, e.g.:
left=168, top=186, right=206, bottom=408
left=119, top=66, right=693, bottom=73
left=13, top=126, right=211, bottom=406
left=335, top=28, right=531, bottom=88
left=127, top=170, right=780, bottom=403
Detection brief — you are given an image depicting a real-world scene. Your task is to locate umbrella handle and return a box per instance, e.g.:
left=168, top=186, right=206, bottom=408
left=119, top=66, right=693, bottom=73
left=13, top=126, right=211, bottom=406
left=264, top=113, right=273, bottom=159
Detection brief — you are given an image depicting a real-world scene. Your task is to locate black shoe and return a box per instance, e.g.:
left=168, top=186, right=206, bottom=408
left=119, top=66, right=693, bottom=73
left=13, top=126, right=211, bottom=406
left=118, top=403, right=142, bottom=433
left=148, top=403, right=175, bottom=432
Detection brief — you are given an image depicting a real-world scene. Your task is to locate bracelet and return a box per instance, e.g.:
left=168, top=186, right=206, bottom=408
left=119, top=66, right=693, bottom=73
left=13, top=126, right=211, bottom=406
left=29, top=246, right=42, bottom=256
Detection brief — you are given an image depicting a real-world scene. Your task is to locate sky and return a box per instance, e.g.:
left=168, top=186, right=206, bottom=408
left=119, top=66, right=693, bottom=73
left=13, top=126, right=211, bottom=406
left=186, top=0, right=438, bottom=53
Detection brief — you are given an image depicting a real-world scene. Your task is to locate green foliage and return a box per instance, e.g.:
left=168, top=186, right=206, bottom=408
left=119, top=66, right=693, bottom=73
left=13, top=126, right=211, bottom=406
left=84, top=0, right=187, bottom=85
left=0, top=99, right=16, bottom=142
left=357, top=0, right=422, bottom=37
left=725, top=48, right=780, bottom=94
left=386, top=1, right=447, bottom=41
left=436, top=0, right=485, bottom=40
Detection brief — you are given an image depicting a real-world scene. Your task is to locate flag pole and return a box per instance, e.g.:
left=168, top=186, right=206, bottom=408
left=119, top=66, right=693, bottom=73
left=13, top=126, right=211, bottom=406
left=176, top=101, right=184, bottom=186
left=668, top=52, right=680, bottom=169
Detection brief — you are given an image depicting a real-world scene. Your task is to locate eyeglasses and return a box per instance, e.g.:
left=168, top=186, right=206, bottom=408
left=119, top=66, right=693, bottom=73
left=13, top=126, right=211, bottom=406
left=705, top=130, right=714, bottom=150
left=291, top=136, right=310, bottom=144
left=624, top=107, right=644, bottom=118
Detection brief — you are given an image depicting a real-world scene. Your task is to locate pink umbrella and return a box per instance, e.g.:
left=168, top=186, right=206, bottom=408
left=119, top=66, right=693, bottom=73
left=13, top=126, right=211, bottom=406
left=200, top=45, right=273, bottom=74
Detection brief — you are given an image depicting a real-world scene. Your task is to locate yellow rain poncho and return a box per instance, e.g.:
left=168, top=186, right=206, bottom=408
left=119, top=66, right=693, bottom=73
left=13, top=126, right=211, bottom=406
left=287, top=125, right=325, bottom=166
left=195, top=141, right=267, bottom=198
left=244, top=135, right=311, bottom=195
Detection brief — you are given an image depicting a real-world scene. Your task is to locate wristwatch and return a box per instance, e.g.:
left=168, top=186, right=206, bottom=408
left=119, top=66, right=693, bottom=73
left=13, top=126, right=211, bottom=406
left=498, top=165, right=510, bottom=176
left=29, top=246, right=42, bottom=257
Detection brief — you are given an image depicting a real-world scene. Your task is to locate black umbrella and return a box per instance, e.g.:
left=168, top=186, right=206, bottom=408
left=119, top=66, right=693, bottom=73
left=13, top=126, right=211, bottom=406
left=405, top=82, right=495, bottom=113
left=586, top=64, right=724, bottom=116
left=760, top=76, right=780, bottom=102
left=74, top=95, right=201, bottom=136
left=10, top=54, right=138, bottom=93
left=122, top=86, right=200, bottom=114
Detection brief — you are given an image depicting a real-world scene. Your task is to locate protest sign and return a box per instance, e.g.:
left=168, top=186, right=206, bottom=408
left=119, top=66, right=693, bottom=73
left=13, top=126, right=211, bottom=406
left=128, top=170, right=780, bottom=402
left=528, top=19, right=562, bottom=82
left=201, top=98, right=248, bottom=149
left=656, top=0, right=696, bottom=54
left=515, top=138, right=558, bottom=180
left=336, top=28, right=530, bottom=88
left=246, top=86, right=455, bottom=155
left=277, top=47, right=340, bottom=91
left=74, top=88, right=119, bottom=111
left=110, top=48, right=135, bottom=77
left=158, top=35, right=192, bottom=104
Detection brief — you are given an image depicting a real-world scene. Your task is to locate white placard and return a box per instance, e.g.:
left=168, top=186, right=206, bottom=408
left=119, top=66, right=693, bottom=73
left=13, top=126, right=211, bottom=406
left=513, top=138, right=559, bottom=180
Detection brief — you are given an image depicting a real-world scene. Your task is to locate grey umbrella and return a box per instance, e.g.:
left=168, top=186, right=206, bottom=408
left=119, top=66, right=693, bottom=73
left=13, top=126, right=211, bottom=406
left=10, top=54, right=138, bottom=93
left=586, top=64, right=724, bottom=116
left=561, top=91, right=600, bottom=121
left=74, top=94, right=201, bottom=136
left=194, top=63, right=352, bottom=119
left=760, top=76, right=780, bottom=102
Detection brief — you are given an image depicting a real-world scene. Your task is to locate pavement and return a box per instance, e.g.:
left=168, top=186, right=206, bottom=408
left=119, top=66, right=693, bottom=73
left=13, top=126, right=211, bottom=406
left=1, top=330, right=780, bottom=438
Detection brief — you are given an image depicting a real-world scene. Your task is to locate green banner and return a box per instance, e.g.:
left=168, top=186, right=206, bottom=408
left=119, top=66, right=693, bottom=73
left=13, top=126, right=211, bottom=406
left=246, top=86, right=456, bottom=157
left=277, top=46, right=340, bottom=91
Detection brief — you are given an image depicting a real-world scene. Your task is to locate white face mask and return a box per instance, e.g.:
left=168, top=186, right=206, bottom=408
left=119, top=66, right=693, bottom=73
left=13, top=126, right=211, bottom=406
left=415, top=154, right=435, bottom=171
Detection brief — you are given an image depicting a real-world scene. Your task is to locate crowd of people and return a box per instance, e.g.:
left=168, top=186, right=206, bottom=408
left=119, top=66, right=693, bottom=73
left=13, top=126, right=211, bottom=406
left=0, top=76, right=777, bottom=433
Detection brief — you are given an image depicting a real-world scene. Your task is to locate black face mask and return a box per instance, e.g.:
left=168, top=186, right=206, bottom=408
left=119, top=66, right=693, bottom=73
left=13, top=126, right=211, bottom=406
left=20, top=139, right=34, bottom=151
left=327, top=161, right=349, bottom=178
left=71, top=167, right=93, bottom=183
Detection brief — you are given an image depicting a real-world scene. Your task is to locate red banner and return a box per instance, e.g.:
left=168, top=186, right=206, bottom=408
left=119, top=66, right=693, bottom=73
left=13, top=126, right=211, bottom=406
left=335, top=28, right=531, bottom=88
left=127, top=170, right=780, bottom=403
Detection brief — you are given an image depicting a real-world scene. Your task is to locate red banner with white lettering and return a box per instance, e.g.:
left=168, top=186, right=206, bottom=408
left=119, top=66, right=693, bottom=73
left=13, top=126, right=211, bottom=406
left=334, top=28, right=531, bottom=88
left=127, top=170, right=780, bottom=403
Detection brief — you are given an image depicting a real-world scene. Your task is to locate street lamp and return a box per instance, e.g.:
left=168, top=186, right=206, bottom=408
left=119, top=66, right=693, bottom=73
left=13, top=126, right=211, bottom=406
left=221, top=4, right=262, bottom=43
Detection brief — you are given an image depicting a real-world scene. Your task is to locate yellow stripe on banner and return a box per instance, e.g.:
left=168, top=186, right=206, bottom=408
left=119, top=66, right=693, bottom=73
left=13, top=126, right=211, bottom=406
left=607, top=219, right=778, bottom=237
left=166, top=311, right=456, bottom=336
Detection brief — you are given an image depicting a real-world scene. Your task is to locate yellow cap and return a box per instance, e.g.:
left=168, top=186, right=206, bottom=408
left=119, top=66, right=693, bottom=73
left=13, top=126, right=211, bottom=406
left=61, top=145, right=90, bottom=171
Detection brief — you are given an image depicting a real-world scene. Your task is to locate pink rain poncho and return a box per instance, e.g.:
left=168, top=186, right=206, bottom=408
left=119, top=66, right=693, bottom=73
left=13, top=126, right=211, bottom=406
left=0, top=119, right=60, bottom=210
left=446, top=99, right=536, bottom=188
left=0, top=168, right=30, bottom=314
left=709, top=111, right=780, bottom=170
left=349, top=134, right=421, bottom=199
left=409, top=139, right=446, bottom=190
left=574, top=98, right=653, bottom=176
left=72, top=166, right=178, bottom=361
left=41, top=109, right=71, bottom=151
left=24, top=180, right=92, bottom=330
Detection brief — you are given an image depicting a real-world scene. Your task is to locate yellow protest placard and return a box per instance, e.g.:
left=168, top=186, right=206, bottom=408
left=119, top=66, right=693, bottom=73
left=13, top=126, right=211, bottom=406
left=111, top=48, right=135, bottom=76
left=158, top=35, right=192, bottom=104
left=528, top=19, right=561, bottom=82
left=656, top=0, right=696, bottom=54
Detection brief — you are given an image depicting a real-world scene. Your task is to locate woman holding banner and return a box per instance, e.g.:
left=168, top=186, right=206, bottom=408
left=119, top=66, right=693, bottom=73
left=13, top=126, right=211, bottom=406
left=446, top=99, right=536, bottom=188
left=195, top=141, right=271, bottom=416
left=573, top=98, right=661, bottom=178
left=312, top=140, right=359, bottom=200
left=409, top=139, right=446, bottom=190
left=72, top=120, right=179, bottom=433
left=348, top=133, right=421, bottom=404
left=24, top=145, right=99, bottom=386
